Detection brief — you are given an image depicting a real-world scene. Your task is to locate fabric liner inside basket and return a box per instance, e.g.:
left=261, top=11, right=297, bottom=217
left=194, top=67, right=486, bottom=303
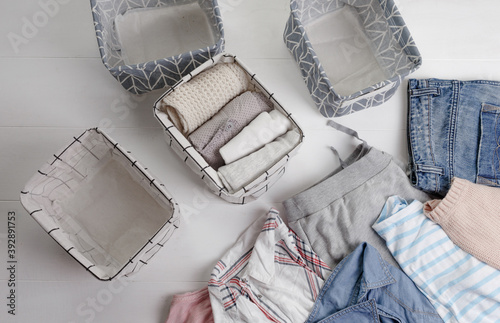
left=94, top=0, right=222, bottom=69
left=301, top=1, right=415, bottom=96
left=115, top=3, right=216, bottom=65
left=21, top=130, right=174, bottom=279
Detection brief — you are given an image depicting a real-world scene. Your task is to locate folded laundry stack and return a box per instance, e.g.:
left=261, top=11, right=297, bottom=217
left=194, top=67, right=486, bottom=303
left=218, top=129, right=301, bottom=193
left=219, top=109, right=293, bottom=164
left=154, top=53, right=303, bottom=203
left=189, top=91, right=273, bottom=169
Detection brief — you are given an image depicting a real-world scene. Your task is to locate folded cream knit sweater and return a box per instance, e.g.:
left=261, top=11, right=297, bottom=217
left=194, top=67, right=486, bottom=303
left=423, top=177, right=500, bottom=270
left=160, top=62, right=250, bottom=135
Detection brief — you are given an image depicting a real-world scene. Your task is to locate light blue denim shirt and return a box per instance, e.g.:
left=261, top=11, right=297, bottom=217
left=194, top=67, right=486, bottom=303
left=305, top=242, right=443, bottom=323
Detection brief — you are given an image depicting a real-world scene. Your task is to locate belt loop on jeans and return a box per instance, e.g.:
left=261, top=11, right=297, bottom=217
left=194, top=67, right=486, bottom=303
left=415, top=164, right=445, bottom=175
left=408, top=87, right=440, bottom=97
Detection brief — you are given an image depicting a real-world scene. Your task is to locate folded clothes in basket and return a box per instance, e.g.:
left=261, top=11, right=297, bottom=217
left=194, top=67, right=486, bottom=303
left=197, top=119, right=241, bottom=169
left=219, top=109, right=293, bottom=164
left=189, top=91, right=273, bottom=169
left=159, top=62, right=250, bottom=135
left=218, top=129, right=301, bottom=193
left=154, top=53, right=304, bottom=203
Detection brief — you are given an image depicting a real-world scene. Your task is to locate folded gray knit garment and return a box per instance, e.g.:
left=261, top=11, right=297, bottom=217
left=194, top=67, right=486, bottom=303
left=188, top=91, right=273, bottom=151
left=198, top=119, right=240, bottom=169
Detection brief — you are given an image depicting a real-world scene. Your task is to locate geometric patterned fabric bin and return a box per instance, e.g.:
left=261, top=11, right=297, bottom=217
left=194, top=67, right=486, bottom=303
left=284, top=0, right=422, bottom=117
left=91, top=0, right=225, bottom=94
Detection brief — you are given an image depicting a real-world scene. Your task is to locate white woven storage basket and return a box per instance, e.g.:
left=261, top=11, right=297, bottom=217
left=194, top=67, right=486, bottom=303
left=20, top=129, right=180, bottom=280
left=154, top=53, right=304, bottom=204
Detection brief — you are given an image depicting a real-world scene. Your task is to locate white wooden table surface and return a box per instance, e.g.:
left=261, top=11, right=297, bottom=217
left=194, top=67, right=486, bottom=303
left=1, top=1, right=500, bottom=322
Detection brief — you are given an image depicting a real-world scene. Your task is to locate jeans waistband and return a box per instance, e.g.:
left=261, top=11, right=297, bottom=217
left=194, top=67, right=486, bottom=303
left=409, top=78, right=500, bottom=90
left=284, top=147, right=392, bottom=222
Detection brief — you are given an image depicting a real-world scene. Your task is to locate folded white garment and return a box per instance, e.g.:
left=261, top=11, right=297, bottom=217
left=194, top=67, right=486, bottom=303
left=217, top=129, right=300, bottom=193
left=219, top=110, right=293, bottom=164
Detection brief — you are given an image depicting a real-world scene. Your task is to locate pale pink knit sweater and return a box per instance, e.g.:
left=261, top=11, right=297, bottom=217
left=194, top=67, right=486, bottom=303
left=165, top=287, right=214, bottom=323
left=423, top=178, right=500, bottom=270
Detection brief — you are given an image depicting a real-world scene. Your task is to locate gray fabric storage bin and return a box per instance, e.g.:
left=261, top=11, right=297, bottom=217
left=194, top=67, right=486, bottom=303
left=91, top=0, right=224, bottom=94
left=284, top=0, right=422, bottom=117
left=20, top=129, right=180, bottom=281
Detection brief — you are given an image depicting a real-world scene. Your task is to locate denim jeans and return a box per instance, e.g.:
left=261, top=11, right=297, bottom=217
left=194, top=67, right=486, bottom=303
left=408, top=78, right=500, bottom=196
left=305, top=243, right=443, bottom=323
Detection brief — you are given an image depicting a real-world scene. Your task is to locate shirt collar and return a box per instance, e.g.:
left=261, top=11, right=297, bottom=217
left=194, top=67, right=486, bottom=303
left=321, top=242, right=396, bottom=306
left=208, top=209, right=291, bottom=311
left=244, top=208, right=287, bottom=284
left=360, top=243, right=397, bottom=289
left=209, top=209, right=288, bottom=286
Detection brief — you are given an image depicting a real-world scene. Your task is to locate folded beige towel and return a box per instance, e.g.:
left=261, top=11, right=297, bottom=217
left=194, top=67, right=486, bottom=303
left=160, top=62, right=249, bottom=135
left=424, top=177, right=500, bottom=270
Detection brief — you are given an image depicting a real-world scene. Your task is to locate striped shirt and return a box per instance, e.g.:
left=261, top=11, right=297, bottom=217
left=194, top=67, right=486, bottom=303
left=373, top=196, right=500, bottom=323
left=208, top=208, right=331, bottom=323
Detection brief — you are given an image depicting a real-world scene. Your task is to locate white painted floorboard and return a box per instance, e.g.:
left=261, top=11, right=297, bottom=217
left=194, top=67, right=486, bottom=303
left=1, top=1, right=500, bottom=322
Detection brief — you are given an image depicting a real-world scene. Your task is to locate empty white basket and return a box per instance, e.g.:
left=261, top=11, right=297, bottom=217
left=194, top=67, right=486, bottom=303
left=20, top=129, right=180, bottom=280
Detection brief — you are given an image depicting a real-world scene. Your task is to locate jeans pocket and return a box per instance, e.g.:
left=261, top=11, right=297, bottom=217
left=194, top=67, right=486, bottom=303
left=477, top=103, right=500, bottom=186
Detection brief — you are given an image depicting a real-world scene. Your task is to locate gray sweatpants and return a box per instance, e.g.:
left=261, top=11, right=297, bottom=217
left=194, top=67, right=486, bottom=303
left=283, top=121, right=430, bottom=269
